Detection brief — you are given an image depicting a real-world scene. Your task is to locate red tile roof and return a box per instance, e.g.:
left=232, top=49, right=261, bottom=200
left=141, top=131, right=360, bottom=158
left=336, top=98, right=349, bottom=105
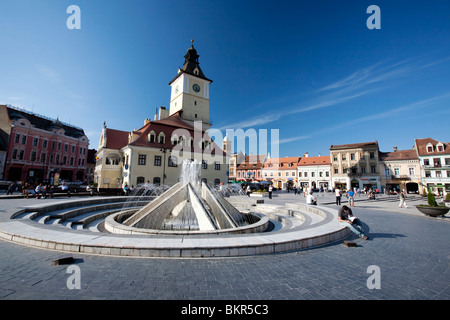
left=263, top=157, right=300, bottom=169
left=414, top=138, right=450, bottom=156
left=298, top=156, right=331, bottom=166
left=379, top=149, right=418, bottom=161
left=105, top=128, right=129, bottom=150
left=128, top=112, right=226, bottom=156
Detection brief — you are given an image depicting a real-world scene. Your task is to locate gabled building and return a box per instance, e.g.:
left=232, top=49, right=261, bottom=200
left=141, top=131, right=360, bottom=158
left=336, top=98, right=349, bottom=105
left=297, top=154, right=331, bottom=190
left=330, top=141, right=382, bottom=191
left=379, top=147, right=422, bottom=194
left=235, top=154, right=267, bottom=182
left=262, top=156, right=300, bottom=189
left=94, top=42, right=228, bottom=188
left=414, top=138, right=450, bottom=196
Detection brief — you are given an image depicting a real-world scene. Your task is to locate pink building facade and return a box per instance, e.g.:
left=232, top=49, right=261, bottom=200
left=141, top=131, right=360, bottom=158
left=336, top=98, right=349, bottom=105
left=3, top=105, right=89, bottom=185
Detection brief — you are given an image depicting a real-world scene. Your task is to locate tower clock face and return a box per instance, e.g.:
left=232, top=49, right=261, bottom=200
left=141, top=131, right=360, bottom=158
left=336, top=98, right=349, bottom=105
left=192, top=83, right=200, bottom=93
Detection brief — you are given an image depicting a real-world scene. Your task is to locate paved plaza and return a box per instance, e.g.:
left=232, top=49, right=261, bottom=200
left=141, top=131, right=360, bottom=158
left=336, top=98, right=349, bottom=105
left=0, top=191, right=449, bottom=301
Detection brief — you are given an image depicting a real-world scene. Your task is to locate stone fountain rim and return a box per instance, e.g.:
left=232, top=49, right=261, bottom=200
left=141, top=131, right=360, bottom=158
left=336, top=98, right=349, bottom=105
left=104, top=210, right=270, bottom=235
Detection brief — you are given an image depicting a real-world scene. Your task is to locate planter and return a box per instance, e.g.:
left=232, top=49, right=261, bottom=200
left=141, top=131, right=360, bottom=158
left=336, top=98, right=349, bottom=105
left=416, top=205, right=450, bottom=217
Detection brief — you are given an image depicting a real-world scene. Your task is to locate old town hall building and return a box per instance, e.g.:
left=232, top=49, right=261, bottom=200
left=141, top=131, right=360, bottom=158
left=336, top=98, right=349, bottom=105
left=94, top=43, right=228, bottom=189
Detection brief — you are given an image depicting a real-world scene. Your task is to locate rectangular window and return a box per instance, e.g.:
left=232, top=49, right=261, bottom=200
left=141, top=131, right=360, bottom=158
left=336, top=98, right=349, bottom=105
left=370, top=152, right=375, bottom=159
left=138, top=155, right=147, bottom=165
left=30, top=151, right=36, bottom=162
left=154, top=155, right=161, bottom=166
left=361, top=166, right=366, bottom=174
left=32, top=137, right=38, bottom=146
left=371, top=166, right=376, bottom=173
left=40, top=153, right=46, bottom=163
left=14, top=134, right=20, bottom=143
left=57, top=142, right=61, bottom=150
left=425, top=171, right=431, bottom=178
left=21, top=135, right=27, bottom=144
left=394, top=168, right=400, bottom=176
left=168, top=156, right=177, bottom=167
left=64, top=144, right=68, bottom=152
left=43, top=140, right=48, bottom=148
left=433, top=158, right=441, bottom=167
left=215, top=162, right=220, bottom=170
left=12, top=149, right=17, bottom=159
left=19, top=150, right=24, bottom=160
left=424, top=159, right=430, bottom=166
left=350, top=153, right=355, bottom=160
left=202, top=160, right=208, bottom=169
left=409, top=167, right=415, bottom=176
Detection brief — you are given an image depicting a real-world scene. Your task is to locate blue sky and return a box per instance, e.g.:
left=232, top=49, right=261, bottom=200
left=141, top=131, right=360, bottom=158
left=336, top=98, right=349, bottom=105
left=1, top=0, right=449, bottom=158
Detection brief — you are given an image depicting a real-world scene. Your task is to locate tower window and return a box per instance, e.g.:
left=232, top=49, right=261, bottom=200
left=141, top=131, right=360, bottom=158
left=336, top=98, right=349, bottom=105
left=194, top=101, right=197, bottom=106
left=195, top=114, right=197, bottom=118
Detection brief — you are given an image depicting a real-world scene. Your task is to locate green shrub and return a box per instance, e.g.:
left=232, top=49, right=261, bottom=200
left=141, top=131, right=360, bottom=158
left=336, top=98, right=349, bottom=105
left=427, top=191, right=438, bottom=207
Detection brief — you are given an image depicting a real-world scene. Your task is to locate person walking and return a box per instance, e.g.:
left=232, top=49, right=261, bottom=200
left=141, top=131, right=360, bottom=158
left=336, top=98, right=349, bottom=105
left=348, top=189, right=355, bottom=207
left=268, top=185, right=273, bottom=199
left=335, top=187, right=342, bottom=205
left=399, top=190, right=408, bottom=208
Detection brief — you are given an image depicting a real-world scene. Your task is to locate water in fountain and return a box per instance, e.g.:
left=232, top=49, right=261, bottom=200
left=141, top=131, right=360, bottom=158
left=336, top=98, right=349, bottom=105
left=119, top=182, right=170, bottom=217
left=161, top=159, right=202, bottom=230
left=121, top=159, right=261, bottom=231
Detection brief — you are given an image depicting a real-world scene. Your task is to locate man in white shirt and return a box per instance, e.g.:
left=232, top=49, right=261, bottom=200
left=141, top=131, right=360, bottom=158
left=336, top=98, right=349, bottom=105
left=306, top=191, right=317, bottom=205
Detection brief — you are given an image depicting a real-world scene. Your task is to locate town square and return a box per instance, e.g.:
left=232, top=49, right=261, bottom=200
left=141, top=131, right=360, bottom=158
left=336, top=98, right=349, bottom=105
left=0, top=0, right=449, bottom=309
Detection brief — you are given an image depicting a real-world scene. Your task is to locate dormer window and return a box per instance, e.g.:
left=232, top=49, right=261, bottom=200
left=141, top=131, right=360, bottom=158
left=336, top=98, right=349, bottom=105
left=158, top=132, right=165, bottom=144
left=437, top=142, right=444, bottom=152
left=148, top=131, right=156, bottom=143
left=426, top=143, right=433, bottom=153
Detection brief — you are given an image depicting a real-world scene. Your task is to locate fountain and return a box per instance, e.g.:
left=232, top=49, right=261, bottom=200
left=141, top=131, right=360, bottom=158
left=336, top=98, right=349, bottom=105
left=3, top=161, right=351, bottom=258
left=107, top=160, right=265, bottom=234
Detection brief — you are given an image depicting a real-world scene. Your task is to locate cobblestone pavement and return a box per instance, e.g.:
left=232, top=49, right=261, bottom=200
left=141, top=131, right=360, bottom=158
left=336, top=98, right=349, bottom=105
left=0, top=191, right=449, bottom=302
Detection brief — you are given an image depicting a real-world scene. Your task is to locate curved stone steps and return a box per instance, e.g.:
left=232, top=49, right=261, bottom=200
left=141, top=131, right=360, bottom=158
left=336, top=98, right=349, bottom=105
left=0, top=197, right=350, bottom=258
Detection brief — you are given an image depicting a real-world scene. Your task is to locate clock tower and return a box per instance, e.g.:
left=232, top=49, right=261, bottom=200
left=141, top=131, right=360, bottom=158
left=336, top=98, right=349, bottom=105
left=169, top=41, right=213, bottom=128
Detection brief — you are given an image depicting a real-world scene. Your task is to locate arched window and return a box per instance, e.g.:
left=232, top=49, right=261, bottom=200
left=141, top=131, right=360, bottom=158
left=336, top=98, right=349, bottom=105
left=148, top=131, right=156, bottom=143
left=137, top=176, right=145, bottom=185
left=214, top=179, right=220, bottom=186
left=158, top=132, right=165, bottom=144
left=153, top=177, right=161, bottom=185
left=171, top=134, right=178, bottom=146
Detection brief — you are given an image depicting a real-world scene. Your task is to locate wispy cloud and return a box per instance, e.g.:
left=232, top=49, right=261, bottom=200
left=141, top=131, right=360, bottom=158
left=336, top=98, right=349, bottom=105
left=217, top=55, right=450, bottom=131
left=279, top=91, right=450, bottom=144
left=217, top=113, right=282, bottom=130
left=279, top=135, right=310, bottom=144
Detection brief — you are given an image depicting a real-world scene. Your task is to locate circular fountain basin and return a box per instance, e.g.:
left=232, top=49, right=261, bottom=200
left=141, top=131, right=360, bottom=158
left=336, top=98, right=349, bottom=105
left=104, top=210, right=270, bottom=235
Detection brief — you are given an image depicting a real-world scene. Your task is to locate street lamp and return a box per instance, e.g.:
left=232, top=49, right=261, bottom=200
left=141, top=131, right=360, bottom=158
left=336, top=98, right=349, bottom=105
left=160, top=148, right=167, bottom=185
